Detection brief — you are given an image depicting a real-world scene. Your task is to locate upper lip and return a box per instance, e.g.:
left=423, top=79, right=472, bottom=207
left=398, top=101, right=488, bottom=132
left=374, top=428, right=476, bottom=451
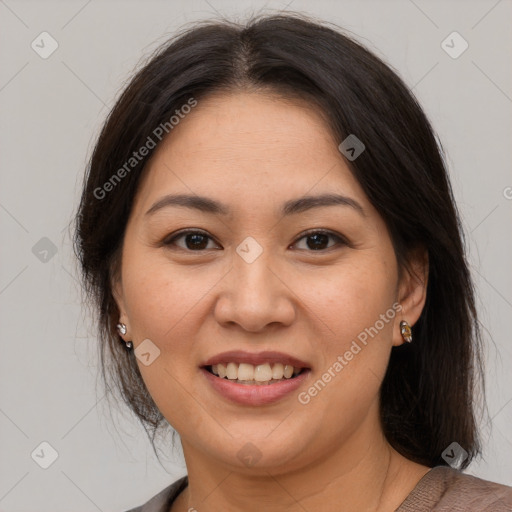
left=201, top=350, right=311, bottom=369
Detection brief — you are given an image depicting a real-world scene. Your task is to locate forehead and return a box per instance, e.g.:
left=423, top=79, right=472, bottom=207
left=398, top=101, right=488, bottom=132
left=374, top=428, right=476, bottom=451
left=134, top=91, right=368, bottom=214
left=157, top=91, right=337, bottom=160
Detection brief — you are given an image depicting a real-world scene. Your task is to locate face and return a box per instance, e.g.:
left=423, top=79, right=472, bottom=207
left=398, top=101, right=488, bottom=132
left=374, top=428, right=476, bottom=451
left=114, top=91, right=427, bottom=475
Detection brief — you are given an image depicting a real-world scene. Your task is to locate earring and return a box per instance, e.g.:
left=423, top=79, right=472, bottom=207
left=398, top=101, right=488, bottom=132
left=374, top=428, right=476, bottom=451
left=117, top=323, right=133, bottom=350
left=400, top=320, right=413, bottom=343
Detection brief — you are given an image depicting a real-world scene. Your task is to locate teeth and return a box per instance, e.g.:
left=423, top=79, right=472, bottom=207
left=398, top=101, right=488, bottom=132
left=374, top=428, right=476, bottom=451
left=226, top=362, right=238, bottom=380
left=209, top=362, right=304, bottom=383
left=238, top=363, right=254, bottom=381
left=272, top=363, right=284, bottom=379
left=217, top=363, right=226, bottom=378
left=254, top=363, right=272, bottom=381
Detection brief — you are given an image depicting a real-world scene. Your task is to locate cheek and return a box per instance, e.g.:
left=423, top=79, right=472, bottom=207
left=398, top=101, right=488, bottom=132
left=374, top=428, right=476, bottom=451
left=120, top=249, right=212, bottom=431
left=299, top=255, right=397, bottom=347
left=121, top=249, right=218, bottom=343
left=296, top=255, right=397, bottom=407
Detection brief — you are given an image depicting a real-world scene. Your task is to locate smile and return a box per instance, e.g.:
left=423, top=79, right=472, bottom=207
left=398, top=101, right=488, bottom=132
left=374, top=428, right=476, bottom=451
left=201, top=365, right=311, bottom=406
left=206, top=362, right=305, bottom=385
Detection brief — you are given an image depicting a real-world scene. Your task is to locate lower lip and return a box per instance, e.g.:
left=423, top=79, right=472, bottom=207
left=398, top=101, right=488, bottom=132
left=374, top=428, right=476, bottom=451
left=201, top=367, right=311, bottom=406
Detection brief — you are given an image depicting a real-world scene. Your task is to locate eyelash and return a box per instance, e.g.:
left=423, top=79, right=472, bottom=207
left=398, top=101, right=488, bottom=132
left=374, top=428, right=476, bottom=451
left=162, top=229, right=348, bottom=252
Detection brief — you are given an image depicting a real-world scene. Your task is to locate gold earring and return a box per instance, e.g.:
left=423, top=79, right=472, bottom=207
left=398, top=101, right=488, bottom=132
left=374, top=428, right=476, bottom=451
left=400, top=320, right=412, bottom=343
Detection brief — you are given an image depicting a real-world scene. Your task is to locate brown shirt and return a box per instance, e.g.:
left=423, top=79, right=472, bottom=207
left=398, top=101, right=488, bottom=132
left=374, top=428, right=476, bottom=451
left=125, top=466, right=512, bottom=511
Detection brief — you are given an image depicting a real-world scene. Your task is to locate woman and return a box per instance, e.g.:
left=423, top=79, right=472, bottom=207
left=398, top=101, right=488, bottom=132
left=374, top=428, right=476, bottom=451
left=74, top=12, right=512, bottom=512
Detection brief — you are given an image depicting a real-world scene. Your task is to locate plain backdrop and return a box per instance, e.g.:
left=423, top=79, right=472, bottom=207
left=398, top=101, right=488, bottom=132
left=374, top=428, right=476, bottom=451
left=0, top=0, right=511, bottom=510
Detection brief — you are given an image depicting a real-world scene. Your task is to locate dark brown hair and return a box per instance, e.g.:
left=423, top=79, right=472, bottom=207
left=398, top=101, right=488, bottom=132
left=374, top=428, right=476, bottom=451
left=74, top=12, right=484, bottom=468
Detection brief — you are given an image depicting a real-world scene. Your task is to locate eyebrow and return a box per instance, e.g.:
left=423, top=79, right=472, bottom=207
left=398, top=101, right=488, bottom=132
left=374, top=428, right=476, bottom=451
left=145, top=193, right=366, bottom=217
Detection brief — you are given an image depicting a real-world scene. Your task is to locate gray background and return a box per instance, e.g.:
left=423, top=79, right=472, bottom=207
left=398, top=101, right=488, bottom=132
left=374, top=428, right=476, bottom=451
left=0, top=0, right=511, bottom=510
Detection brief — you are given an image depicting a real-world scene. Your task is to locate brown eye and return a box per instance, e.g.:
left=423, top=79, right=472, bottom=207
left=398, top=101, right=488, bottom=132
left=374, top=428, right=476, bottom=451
left=164, top=230, right=220, bottom=251
left=293, top=230, right=346, bottom=251
left=163, top=229, right=347, bottom=252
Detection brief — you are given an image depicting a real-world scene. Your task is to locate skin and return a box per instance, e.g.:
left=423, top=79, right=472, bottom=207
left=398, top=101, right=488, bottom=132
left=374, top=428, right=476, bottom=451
left=114, top=91, right=430, bottom=512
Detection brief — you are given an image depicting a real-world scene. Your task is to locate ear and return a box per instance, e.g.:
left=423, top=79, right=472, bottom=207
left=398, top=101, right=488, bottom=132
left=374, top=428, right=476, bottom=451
left=393, top=245, right=429, bottom=347
left=111, top=271, right=131, bottom=342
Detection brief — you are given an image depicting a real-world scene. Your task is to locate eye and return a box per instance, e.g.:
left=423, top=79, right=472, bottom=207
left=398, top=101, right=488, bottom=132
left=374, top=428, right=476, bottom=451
left=162, top=229, right=348, bottom=252
left=292, top=229, right=347, bottom=251
left=163, top=230, right=221, bottom=251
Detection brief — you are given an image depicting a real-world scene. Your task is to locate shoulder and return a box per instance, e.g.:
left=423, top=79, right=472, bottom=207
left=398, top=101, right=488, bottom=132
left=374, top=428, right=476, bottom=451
left=398, top=466, right=512, bottom=511
left=123, top=475, right=188, bottom=512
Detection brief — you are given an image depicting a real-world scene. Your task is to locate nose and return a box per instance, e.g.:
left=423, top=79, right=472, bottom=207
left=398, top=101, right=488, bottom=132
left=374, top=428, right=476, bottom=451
left=213, top=248, right=296, bottom=333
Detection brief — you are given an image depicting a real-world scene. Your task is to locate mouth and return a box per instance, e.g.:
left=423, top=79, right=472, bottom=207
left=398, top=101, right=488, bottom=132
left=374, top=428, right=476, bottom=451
left=203, top=362, right=307, bottom=385
left=199, top=350, right=312, bottom=404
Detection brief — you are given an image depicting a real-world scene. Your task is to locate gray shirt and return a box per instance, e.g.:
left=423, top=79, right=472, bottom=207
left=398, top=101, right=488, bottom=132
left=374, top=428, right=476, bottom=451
left=125, top=466, right=512, bottom=511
